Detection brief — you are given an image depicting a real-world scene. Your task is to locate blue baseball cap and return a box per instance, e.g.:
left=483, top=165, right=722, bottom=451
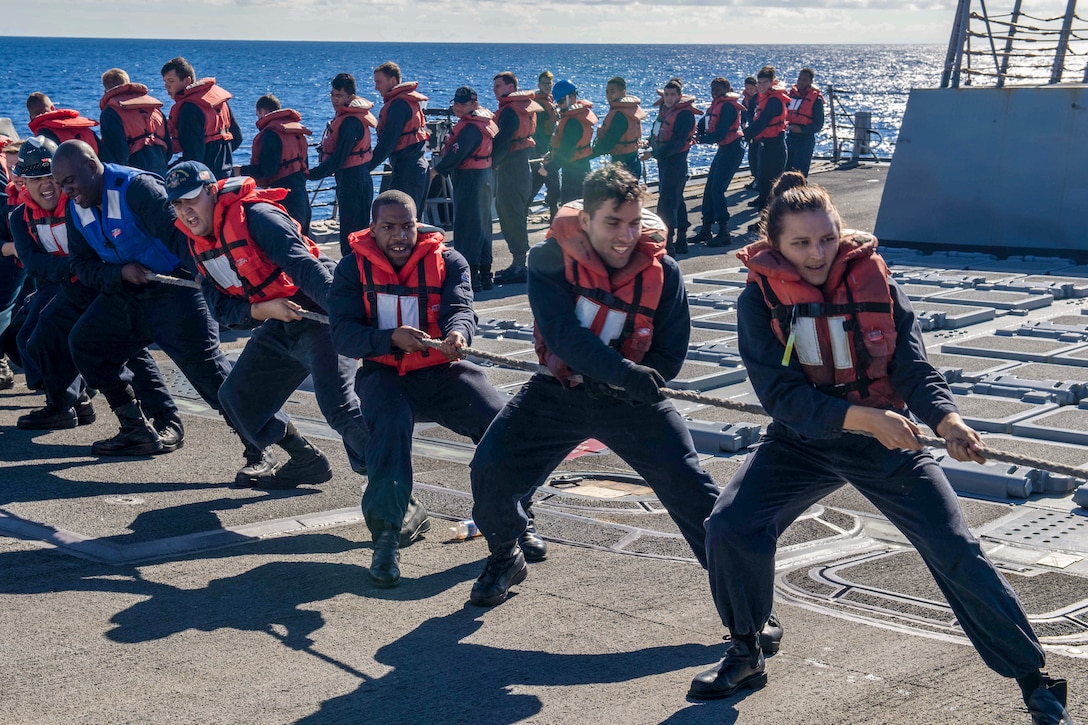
left=165, top=161, right=216, bottom=201
left=552, top=79, right=577, bottom=101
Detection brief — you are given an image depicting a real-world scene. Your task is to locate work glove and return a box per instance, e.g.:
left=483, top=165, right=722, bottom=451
left=619, top=363, right=667, bottom=404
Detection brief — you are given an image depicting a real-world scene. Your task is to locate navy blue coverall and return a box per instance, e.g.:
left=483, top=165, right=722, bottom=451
left=239, top=130, right=311, bottom=235
left=172, top=101, right=243, bottom=180
left=651, top=108, right=695, bottom=240
left=433, top=123, right=493, bottom=270
left=371, top=99, right=429, bottom=214
left=591, top=111, right=641, bottom=180
left=310, top=115, right=372, bottom=258
left=99, top=105, right=170, bottom=177
left=745, top=95, right=787, bottom=209
left=492, top=101, right=533, bottom=269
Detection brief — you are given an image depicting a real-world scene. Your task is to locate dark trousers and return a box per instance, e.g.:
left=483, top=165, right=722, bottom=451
left=746, top=140, right=759, bottom=183
left=278, top=172, right=312, bottom=236
left=380, top=146, right=430, bottom=217
left=529, top=159, right=560, bottom=220
left=755, top=136, right=787, bottom=207
left=336, top=166, right=374, bottom=258
left=69, top=282, right=231, bottom=415
left=471, top=376, right=719, bottom=566
left=0, top=254, right=27, bottom=341
left=16, top=283, right=59, bottom=390
left=29, top=291, right=176, bottom=417
left=705, top=431, right=1046, bottom=678
left=558, top=159, right=592, bottom=205
left=450, top=168, right=494, bottom=267
left=357, top=361, right=506, bottom=531
left=655, top=152, right=690, bottom=235
left=494, top=148, right=533, bottom=266
left=785, top=133, right=817, bottom=176
left=612, top=153, right=642, bottom=181
left=218, top=318, right=367, bottom=473
left=700, top=141, right=745, bottom=230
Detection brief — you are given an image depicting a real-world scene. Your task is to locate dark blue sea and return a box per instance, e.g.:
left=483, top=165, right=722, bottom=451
left=0, top=37, right=942, bottom=217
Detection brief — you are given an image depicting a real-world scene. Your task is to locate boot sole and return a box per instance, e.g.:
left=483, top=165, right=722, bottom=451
left=367, top=571, right=401, bottom=588
left=18, top=417, right=78, bottom=430
left=255, top=462, right=333, bottom=489
left=153, top=439, right=185, bottom=455
left=687, top=671, right=768, bottom=700
left=92, top=441, right=165, bottom=457
left=759, top=633, right=781, bottom=656
left=469, top=563, right=528, bottom=607
left=400, top=517, right=431, bottom=547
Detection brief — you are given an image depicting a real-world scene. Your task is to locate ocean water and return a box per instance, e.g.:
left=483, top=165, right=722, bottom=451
left=0, top=37, right=942, bottom=216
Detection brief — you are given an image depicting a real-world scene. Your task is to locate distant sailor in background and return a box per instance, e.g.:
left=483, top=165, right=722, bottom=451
left=0, top=136, right=28, bottom=391
left=591, top=76, right=646, bottom=181
left=693, top=77, right=745, bottom=248
left=160, top=56, right=242, bottom=180
left=432, top=86, right=498, bottom=293
left=641, top=78, right=700, bottom=256
left=98, top=68, right=170, bottom=176
left=744, top=65, right=789, bottom=212
left=370, top=61, right=430, bottom=214
left=547, top=79, right=597, bottom=205
left=741, top=76, right=759, bottom=190
left=784, top=67, right=825, bottom=177
left=26, top=92, right=100, bottom=152
left=528, top=70, right=560, bottom=222
left=238, top=94, right=312, bottom=235
left=309, top=73, right=377, bottom=258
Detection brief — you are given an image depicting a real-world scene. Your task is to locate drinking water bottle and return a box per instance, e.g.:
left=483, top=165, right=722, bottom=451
left=448, top=519, right=481, bottom=540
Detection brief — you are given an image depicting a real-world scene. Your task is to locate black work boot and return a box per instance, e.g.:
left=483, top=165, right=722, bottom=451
left=368, top=523, right=401, bottom=588
left=92, top=400, right=163, bottom=456
left=707, top=230, right=732, bottom=248
left=260, top=424, right=333, bottom=489
left=674, top=227, right=690, bottom=255
left=1022, top=673, right=1073, bottom=725
left=470, top=265, right=483, bottom=293
left=518, top=507, right=548, bottom=562
left=690, top=225, right=713, bottom=244
left=688, top=634, right=767, bottom=700
left=74, top=392, right=96, bottom=425
left=233, top=447, right=280, bottom=488
left=469, top=543, right=528, bottom=606
left=479, top=265, right=493, bottom=291
left=759, top=611, right=784, bottom=656
left=151, top=411, right=184, bottom=453
left=18, top=405, right=78, bottom=430
left=0, top=355, right=13, bottom=390
left=400, top=496, right=432, bottom=547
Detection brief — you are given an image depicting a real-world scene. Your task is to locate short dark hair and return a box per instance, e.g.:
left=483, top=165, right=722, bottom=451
left=744, top=76, right=757, bottom=86
left=757, top=65, right=776, bottom=81
left=255, top=94, right=281, bottom=113
left=372, top=189, right=416, bottom=220
left=101, top=68, right=129, bottom=91
left=161, top=56, right=195, bottom=81
left=711, top=77, right=731, bottom=94
left=607, top=76, right=627, bottom=92
left=493, top=71, right=518, bottom=89
left=375, top=61, right=401, bottom=83
left=583, top=163, right=645, bottom=217
left=799, top=67, right=815, bottom=81
left=664, top=78, right=683, bottom=92
left=332, top=73, right=356, bottom=95
left=26, top=92, right=52, bottom=116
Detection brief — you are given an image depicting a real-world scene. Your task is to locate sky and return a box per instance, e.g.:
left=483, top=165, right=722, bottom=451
left=5, top=0, right=973, bottom=44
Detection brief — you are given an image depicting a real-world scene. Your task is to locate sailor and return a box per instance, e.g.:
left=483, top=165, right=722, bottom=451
left=328, top=190, right=506, bottom=588
left=51, top=141, right=256, bottom=475
left=11, top=137, right=177, bottom=434
left=490, top=71, right=542, bottom=286
left=0, top=137, right=28, bottom=390
left=309, top=73, right=376, bottom=258
left=370, top=61, right=431, bottom=214
left=98, top=68, right=170, bottom=176
left=591, top=76, right=646, bottom=181
left=741, top=76, right=759, bottom=190
left=528, top=71, right=560, bottom=222
left=547, top=80, right=597, bottom=205
left=239, top=94, right=312, bottom=235
left=26, top=92, right=100, bottom=152
left=744, top=65, right=789, bottom=211
left=467, top=164, right=777, bottom=645
left=160, top=56, right=242, bottom=180
left=641, top=78, right=700, bottom=256
left=432, top=86, right=497, bottom=293
left=693, top=77, right=745, bottom=248
left=784, top=67, right=825, bottom=177
left=690, top=173, right=1073, bottom=725
left=167, top=160, right=370, bottom=488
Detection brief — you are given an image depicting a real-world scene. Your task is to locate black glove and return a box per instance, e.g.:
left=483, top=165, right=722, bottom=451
left=619, top=363, right=667, bottom=404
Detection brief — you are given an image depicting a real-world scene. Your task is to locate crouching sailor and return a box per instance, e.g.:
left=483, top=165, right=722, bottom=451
left=328, top=191, right=506, bottom=588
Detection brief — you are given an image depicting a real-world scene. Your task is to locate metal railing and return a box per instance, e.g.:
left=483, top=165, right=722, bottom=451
left=825, top=85, right=885, bottom=163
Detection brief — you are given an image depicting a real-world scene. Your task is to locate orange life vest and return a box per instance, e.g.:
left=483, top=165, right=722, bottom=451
left=551, top=101, right=598, bottom=163
left=739, top=232, right=904, bottom=409
left=497, top=91, right=544, bottom=152
left=377, top=82, right=430, bottom=152
left=99, top=83, right=168, bottom=155
left=754, top=85, right=790, bottom=141
left=442, top=110, right=498, bottom=170
left=532, top=90, right=559, bottom=138
left=534, top=203, right=667, bottom=386
left=167, top=78, right=234, bottom=155
left=177, top=176, right=320, bottom=303
left=653, top=96, right=701, bottom=154
left=349, top=226, right=450, bottom=375
left=28, top=109, right=99, bottom=152
left=319, top=98, right=377, bottom=169
left=704, top=93, right=745, bottom=146
left=252, top=109, right=311, bottom=185
left=597, top=97, right=647, bottom=156
left=22, top=192, right=70, bottom=257
left=787, top=85, right=823, bottom=127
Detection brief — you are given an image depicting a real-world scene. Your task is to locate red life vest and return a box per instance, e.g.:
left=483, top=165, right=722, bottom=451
left=177, top=176, right=320, bottom=303
left=442, top=109, right=498, bottom=170
left=754, top=85, right=790, bottom=141
left=787, top=85, right=823, bottom=127
left=653, top=96, right=702, bottom=153
left=348, top=226, right=450, bottom=375
left=99, top=83, right=168, bottom=155
left=497, top=91, right=543, bottom=152
left=28, top=109, right=100, bottom=152
left=22, top=192, right=70, bottom=257
left=252, top=109, right=311, bottom=185
left=532, top=90, right=559, bottom=138
left=551, top=101, right=598, bottom=162
left=705, top=93, right=745, bottom=146
left=534, top=203, right=667, bottom=386
left=319, top=98, right=377, bottom=169
left=739, top=232, right=904, bottom=409
left=167, top=78, right=234, bottom=155
left=377, top=82, right=430, bottom=153
left=597, top=97, right=647, bottom=156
